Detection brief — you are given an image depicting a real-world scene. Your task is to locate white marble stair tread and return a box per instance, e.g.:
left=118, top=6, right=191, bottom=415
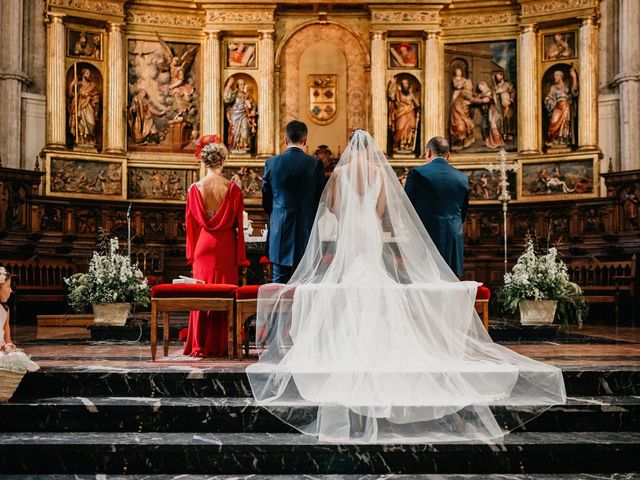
left=1, top=431, right=640, bottom=446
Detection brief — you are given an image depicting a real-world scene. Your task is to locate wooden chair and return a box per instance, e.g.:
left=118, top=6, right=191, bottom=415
left=149, top=284, right=237, bottom=360
left=567, top=255, right=637, bottom=323
left=475, top=285, right=491, bottom=330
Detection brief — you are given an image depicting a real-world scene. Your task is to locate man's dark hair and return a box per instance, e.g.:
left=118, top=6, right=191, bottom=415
left=426, top=136, right=450, bottom=157
left=285, top=120, right=308, bottom=144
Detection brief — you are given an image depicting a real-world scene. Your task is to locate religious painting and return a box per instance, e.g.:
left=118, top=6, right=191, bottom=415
left=67, top=30, right=103, bottom=60
left=542, top=64, right=579, bottom=150
left=223, top=166, right=264, bottom=204
left=389, top=42, right=420, bottom=69
left=65, top=63, right=103, bottom=151
left=445, top=40, right=517, bottom=153
left=387, top=73, right=421, bottom=157
left=127, top=36, right=200, bottom=153
left=127, top=167, right=198, bottom=202
left=458, top=166, right=518, bottom=204
left=47, top=156, right=124, bottom=199
left=308, top=75, right=337, bottom=125
left=519, top=156, right=598, bottom=201
left=543, top=32, right=577, bottom=62
left=223, top=73, right=258, bottom=155
left=226, top=42, right=257, bottom=68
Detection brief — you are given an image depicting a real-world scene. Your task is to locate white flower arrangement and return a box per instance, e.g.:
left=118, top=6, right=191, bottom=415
left=64, top=237, right=150, bottom=312
left=499, top=236, right=587, bottom=325
left=0, top=267, right=8, bottom=285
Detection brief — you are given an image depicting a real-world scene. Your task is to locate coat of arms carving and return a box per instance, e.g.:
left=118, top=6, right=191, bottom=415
left=308, top=74, right=337, bottom=125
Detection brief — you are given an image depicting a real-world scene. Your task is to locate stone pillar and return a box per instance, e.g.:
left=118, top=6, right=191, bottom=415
left=46, top=12, right=66, bottom=148
left=424, top=30, right=444, bottom=141
left=202, top=29, right=221, bottom=136
left=617, top=0, right=640, bottom=171
left=106, top=22, right=125, bottom=153
left=518, top=24, right=539, bottom=154
left=257, top=29, right=275, bottom=157
left=370, top=30, right=387, bottom=153
left=0, top=0, right=26, bottom=167
left=578, top=16, right=599, bottom=150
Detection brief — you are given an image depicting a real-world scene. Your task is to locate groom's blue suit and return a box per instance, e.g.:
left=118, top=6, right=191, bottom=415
left=262, top=146, right=325, bottom=282
left=404, top=157, right=469, bottom=277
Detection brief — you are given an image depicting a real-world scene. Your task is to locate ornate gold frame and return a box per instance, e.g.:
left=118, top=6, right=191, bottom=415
left=45, top=152, right=127, bottom=201
left=456, top=163, right=519, bottom=205
left=517, top=152, right=599, bottom=202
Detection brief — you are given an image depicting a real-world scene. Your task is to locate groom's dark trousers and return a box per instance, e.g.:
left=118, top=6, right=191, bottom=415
left=262, top=146, right=325, bottom=284
left=404, top=157, right=469, bottom=277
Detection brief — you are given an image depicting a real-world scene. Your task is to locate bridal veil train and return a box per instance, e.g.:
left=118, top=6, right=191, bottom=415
left=246, top=129, right=566, bottom=443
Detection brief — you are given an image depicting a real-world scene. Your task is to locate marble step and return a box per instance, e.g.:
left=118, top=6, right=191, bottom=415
left=0, top=431, right=639, bottom=475
left=1, top=396, right=639, bottom=434
left=3, top=475, right=638, bottom=480
left=13, top=366, right=640, bottom=399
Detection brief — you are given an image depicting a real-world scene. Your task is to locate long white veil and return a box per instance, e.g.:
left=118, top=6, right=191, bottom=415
left=246, top=129, right=565, bottom=443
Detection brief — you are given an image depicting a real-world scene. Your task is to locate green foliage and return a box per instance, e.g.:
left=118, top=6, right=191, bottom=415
left=64, top=237, right=150, bottom=313
left=498, top=235, right=588, bottom=326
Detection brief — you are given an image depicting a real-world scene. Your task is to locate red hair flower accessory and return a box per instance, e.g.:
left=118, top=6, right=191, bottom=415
left=195, top=134, right=223, bottom=158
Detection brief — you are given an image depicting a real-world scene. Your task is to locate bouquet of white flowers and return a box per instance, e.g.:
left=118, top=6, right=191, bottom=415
left=498, top=236, right=587, bottom=326
left=65, top=237, right=150, bottom=313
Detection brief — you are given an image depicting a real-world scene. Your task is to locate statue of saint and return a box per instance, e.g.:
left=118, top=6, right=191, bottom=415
left=493, top=72, right=516, bottom=142
left=223, top=77, right=258, bottom=153
left=544, top=68, right=579, bottom=147
left=448, top=68, right=475, bottom=151
left=387, top=75, right=420, bottom=154
left=128, top=89, right=166, bottom=145
left=472, top=82, right=505, bottom=150
left=68, top=67, right=101, bottom=146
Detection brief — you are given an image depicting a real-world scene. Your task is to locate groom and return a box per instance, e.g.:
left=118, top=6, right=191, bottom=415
left=404, top=136, right=469, bottom=277
left=262, top=120, right=325, bottom=283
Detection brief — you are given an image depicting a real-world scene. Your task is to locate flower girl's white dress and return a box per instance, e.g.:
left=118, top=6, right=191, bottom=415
left=0, top=308, right=39, bottom=374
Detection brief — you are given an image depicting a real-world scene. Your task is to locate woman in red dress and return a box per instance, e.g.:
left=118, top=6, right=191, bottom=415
left=183, top=135, right=247, bottom=357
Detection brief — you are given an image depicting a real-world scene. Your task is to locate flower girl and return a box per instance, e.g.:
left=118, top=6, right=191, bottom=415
left=0, top=267, right=39, bottom=375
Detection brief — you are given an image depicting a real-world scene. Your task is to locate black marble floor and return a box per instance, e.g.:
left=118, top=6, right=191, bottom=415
left=3, top=324, right=640, bottom=476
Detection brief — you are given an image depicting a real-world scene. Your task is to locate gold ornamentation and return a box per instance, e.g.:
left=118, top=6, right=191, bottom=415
left=442, top=12, right=519, bottom=28
left=308, top=75, right=338, bottom=125
left=522, top=0, right=596, bottom=16
left=207, top=10, right=274, bottom=24
left=371, top=10, right=439, bottom=24
left=125, top=11, right=204, bottom=28
left=48, top=0, right=123, bottom=16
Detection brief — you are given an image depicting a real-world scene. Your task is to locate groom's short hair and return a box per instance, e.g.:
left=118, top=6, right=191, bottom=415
left=285, top=120, right=308, bottom=144
left=426, top=136, right=450, bottom=157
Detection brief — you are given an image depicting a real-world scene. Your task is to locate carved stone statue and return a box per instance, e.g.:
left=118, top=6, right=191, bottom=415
left=68, top=67, right=101, bottom=147
left=493, top=72, right=516, bottom=142
left=472, top=82, right=505, bottom=150
left=223, top=77, right=258, bottom=153
left=449, top=68, right=475, bottom=151
left=387, top=75, right=420, bottom=154
left=128, top=89, right=166, bottom=145
left=157, top=34, right=199, bottom=121
left=544, top=68, right=579, bottom=148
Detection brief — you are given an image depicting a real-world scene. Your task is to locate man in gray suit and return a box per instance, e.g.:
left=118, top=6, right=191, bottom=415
left=404, top=136, right=469, bottom=277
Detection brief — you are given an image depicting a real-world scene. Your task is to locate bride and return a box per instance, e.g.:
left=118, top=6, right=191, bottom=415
left=246, top=129, right=566, bottom=443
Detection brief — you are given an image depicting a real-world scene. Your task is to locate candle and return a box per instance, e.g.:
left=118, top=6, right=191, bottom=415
left=243, top=211, right=249, bottom=229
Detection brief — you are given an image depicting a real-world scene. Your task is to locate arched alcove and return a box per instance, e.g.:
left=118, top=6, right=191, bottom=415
left=277, top=22, right=368, bottom=152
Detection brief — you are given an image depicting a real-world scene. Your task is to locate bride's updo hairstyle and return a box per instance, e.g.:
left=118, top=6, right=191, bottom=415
left=195, top=134, right=228, bottom=169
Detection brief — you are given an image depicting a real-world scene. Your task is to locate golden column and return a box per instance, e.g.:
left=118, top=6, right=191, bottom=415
left=46, top=12, right=66, bottom=148
left=258, top=29, right=275, bottom=156
left=578, top=15, right=599, bottom=150
left=370, top=30, right=387, bottom=153
left=424, top=30, right=444, bottom=140
left=518, top=23, right=539, bottom=153
left=202, top=29, right=221, bottom=136
left=106, top=22, right=125, bottom=153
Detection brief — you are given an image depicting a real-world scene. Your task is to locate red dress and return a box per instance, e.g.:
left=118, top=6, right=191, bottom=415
left=183, top=182, right=246, bottom=357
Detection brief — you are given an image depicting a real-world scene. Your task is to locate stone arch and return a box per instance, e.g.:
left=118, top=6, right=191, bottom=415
left=277, top=22, right=369, bottom=150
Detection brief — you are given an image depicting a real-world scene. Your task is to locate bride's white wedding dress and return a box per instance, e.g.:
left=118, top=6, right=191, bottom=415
left=247, top=130, right=566, bottom=443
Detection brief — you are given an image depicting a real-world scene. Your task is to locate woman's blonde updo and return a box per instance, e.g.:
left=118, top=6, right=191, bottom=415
left=199, top=141, right=228, bottom=169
